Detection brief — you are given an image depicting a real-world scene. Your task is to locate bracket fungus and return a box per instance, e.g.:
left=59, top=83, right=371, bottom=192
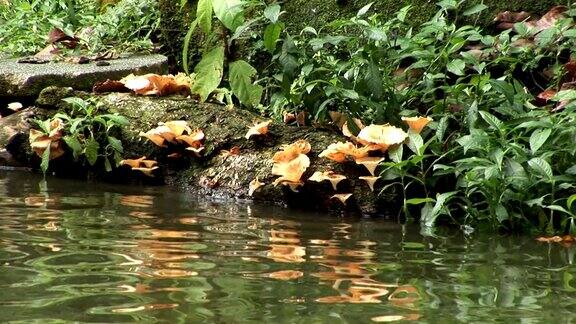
left=354, top=157, right=385, bottom=176
left=401, top=116, right=433, bottom=134
left=140, top=121, right=205, bottom=155
left=245, top=120, right=272, bottom=139
left=29, top=118, right=65, bottom=160
left=308, top=171, right=347, bottom=190
left=331, top=193, right=353, bottom=205
left=271, top=139, right=311, bottom=192
left=318, top=142, right=369, bottom=163
left=120, top=73, right=191, bottom=96
left=357, top=124, right=408, bottom=152
left=120, top=156, right=159, bottom=177
left=358, top=176, right=380, bottom=191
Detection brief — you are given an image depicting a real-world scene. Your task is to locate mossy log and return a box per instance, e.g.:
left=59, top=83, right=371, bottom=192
left=2, top=86, right=392, bottom=215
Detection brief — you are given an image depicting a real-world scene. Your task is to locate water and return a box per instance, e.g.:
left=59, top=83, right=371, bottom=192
left=1, top=171, right=575, bottom=323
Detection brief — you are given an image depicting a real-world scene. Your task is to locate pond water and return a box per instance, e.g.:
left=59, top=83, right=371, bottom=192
left=1, top=171, right=575, bottom=323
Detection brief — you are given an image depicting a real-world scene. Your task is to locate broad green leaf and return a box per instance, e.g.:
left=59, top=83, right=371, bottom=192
left=466, top=100, right=478, bottom=129
left=406, top=132, right=424, bottom=155
left=212, top=0, right=244, bottom=32
left=436, top=115, right=449, bottom=141
left=446, top=59, right=466, bottom=76
left=107, top=136, right=123, bottom=153
left=479, top=110, right=503, bottom=130
left=529, top=128, right=552, bottom=154
left=528, top=157, right=553, bottom=180
left=567, top=194, right=576, bottom=211
left=421, top=191, right=457, bottom=227
left=263, top=22, right=283, bottom=53
left=364, top=62, right=383, bottom=99
left=40, top=143, right=51, bottom=174
left=489, top=79, right=515, bottom=104
left=84, top=137, right=100, bottom=166
left=191, top=45, right=225, bottom=102
left=495, top=204, right=508, bottom=222
left=388, top=145, right=403, bottom=163
left=182, top=19, right=198, bottom=75
left=553, top=90, right=576, bottom=102
left=63, top=135, right=82, bottom=160
left=356, top=2, right=373, bottom=17
left=101, top=114, right=129, bottom=126
left=264, top=3, right=281, bottom=23
left=197, top=0, right=213, bottom=34
left=396, top=5, right=411, bottom=22
left=229, top=60, right=263, bottom=108
left=62, top=97, right=88, bottom=111
left=463, top=3, right=488, bottom=16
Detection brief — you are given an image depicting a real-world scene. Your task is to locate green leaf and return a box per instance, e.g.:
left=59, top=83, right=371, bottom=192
left=62, top=97, right=88, bottom=111
left=182, top=19, right=199, bottom=75
left=229, top=60, right=263, bottom=108
left=104, top=157, right=112, bottom=172
left=263, top=22, right=283, bottom=53
left=84, top=137, right=100, bottom=166
left=191, top=45, right=225, bottom=102
left=69, top=118, right=85, bottom=134
left=529, top=128, right=552, bottom=154
left=101, top=114, right=129, bottom=126
left=553, top=90, right=576, bottom=102
left=436, top=115, right=449, bottom=141
left=356, top=2, right=373, bottom=17
left=479, top=110, right=503, bottom=131
left=212, top=0, right=244, bottom=32
left=528, top=157, right=553, bottom=180
left=405, top=197, right=434, bottom=205
left=421, top=191, right=457, bottom=227
left=463, top=3, right=488, bottom=16
left=489, top=79, right=515, bottom=105
left=63, top=135, right=82, bottom=160
left=107, top=136, right=123, bottom=153
left=264, top=3, right=281, bottom=23
left=406, top=132, right=424, bottom=155
left=40, top=143, right=51, bottom=174
left=197, top=0, right=213, bottom=34
left=388, top=145, right=403, bottom=163
left=495, top=204, right=508, bottom=222
left=446, top=59, right=465, bottom=76
left=567, top=194, right=576, bottom=211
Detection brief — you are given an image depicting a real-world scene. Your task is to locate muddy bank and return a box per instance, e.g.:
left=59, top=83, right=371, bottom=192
left=0, top=87, right=391, bottom=215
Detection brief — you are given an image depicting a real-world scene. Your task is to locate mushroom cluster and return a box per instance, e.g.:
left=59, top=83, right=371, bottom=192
left=139, top=120, right=205, bottom=156
left=319, top=115, right=433, bottom=196
left=245, top=120, right=272, bottom=139
left=119, top=156, right=159, bottom=177
left=29, top=118, right=65, bottom=160
left=271, top=139, right=312, bottom=192
left=121, top=73, right=192, bottom=96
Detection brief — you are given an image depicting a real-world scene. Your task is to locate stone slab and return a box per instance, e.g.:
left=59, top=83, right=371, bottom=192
left=0, top=54, right=168, bottom=98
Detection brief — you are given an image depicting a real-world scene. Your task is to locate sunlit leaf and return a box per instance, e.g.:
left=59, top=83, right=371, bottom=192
left=191, top=45, right=224, bottom=102
left=229, top=60, right=263, bottom=108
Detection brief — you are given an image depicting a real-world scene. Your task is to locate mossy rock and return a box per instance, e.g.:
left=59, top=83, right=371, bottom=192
left=27, top=87, right=390, bottom=215
left=282, top=0, right=562, bottom=33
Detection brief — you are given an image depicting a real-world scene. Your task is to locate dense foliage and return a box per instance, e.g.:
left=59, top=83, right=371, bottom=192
left=0, top=0, right=158, bottom=56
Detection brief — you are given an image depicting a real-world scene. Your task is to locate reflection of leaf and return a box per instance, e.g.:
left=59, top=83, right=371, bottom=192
left=191, top=46, right=224, bottom=102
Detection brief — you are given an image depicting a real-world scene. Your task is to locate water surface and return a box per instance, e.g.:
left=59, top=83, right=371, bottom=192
left=0, top=171, right=575, bottom=323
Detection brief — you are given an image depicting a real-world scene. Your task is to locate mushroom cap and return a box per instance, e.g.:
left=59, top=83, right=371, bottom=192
left=354, top=157, right=385, bottom=176
left=308, top=171, right=347, bottom=190
left=120, top=156, right=147, bottom=168
left=342, top=118, right=365, bottom=138
left=357, top=124, right=408, bottom=151
left=271, top=154, right=310, bottom=183
left=401, top=116, right=433, bottom=134
left=272, top=178, right=303, bottom=192
left=273, top=139, right=311, bottom=163
left=161, top=120, right=192, bottom=137
left=330, top=193, right=353, bottom=205
left=245, top=120, right=272, bottom=139
left=248, top=177, right=265, bottom=196
left=319, top=142, right=369, bottom=163
left=176, top=129, right=204, bottom=147
left=358, top=176, right=380, bottom=191
left=132, top=166, right=159, bottom=177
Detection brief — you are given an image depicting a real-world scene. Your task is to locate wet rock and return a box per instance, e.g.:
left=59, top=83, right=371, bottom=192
left=0, top=54, right=168, bottom=98
left=0, top=108, right=38, bottom=167
left=16, top=88, right=389, bottom=215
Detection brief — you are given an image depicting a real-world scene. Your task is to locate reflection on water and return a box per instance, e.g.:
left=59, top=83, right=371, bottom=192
left=1, top=171, right=576, bottom=323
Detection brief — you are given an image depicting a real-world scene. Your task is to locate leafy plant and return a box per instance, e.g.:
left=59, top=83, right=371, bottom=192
left=31, top=97, right=129, bottom=173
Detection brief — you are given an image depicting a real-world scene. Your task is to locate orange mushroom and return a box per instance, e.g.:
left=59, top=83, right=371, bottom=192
left=354, top=156, right=385, bottom=176
left=331, top=193, right=353, bottom=205
left=359, top=176, right=379, bottom=191
left=308, top=171, right=347, bottom=190
left=120, top=73, right=191, bottom=96
left=271, top=154, right=310, bottom=183
left=132, top=166, right=159, bottom=177
left=273, top=139, right=311, bottom=163
left=319, top=142, right=369, bottom=163
left=357, top=124, right=408, bottom=152
left=267, top=270, right=304, bottom=281
left=401, top=116, right=433, bottom=134
left=120, top=156, right=159, bottom=175
left=245, top=120, right=271, bottom=139
left=273, top=178, right=304, bottom=192
left=161, top=120, right=192, bottom=137
left=248, top=177, right=265, bottom=196
left=176, top=129, right=205, bottom=146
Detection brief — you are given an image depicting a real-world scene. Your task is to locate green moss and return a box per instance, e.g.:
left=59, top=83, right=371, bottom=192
left=282, top=0, right=562, bottom=33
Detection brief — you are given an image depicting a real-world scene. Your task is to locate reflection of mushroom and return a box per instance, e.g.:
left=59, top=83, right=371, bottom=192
left=331, top=193, right=353, bottom=205
left=319, top=142, right=369, bottom=163
left=249, top=178, right=265, bottom=196
left=401, top=116, right=432, bottom=134
left=308, top=171, right=347, bottom=190
left=359, top=176, right=379, bottom=191
left=354, top=156, right=385, bottom=176
left=245, top=120, right=271, bottom=139
left=357, top=124, right=408, bottom=152
left=267, top=270, right=304, bottom=281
